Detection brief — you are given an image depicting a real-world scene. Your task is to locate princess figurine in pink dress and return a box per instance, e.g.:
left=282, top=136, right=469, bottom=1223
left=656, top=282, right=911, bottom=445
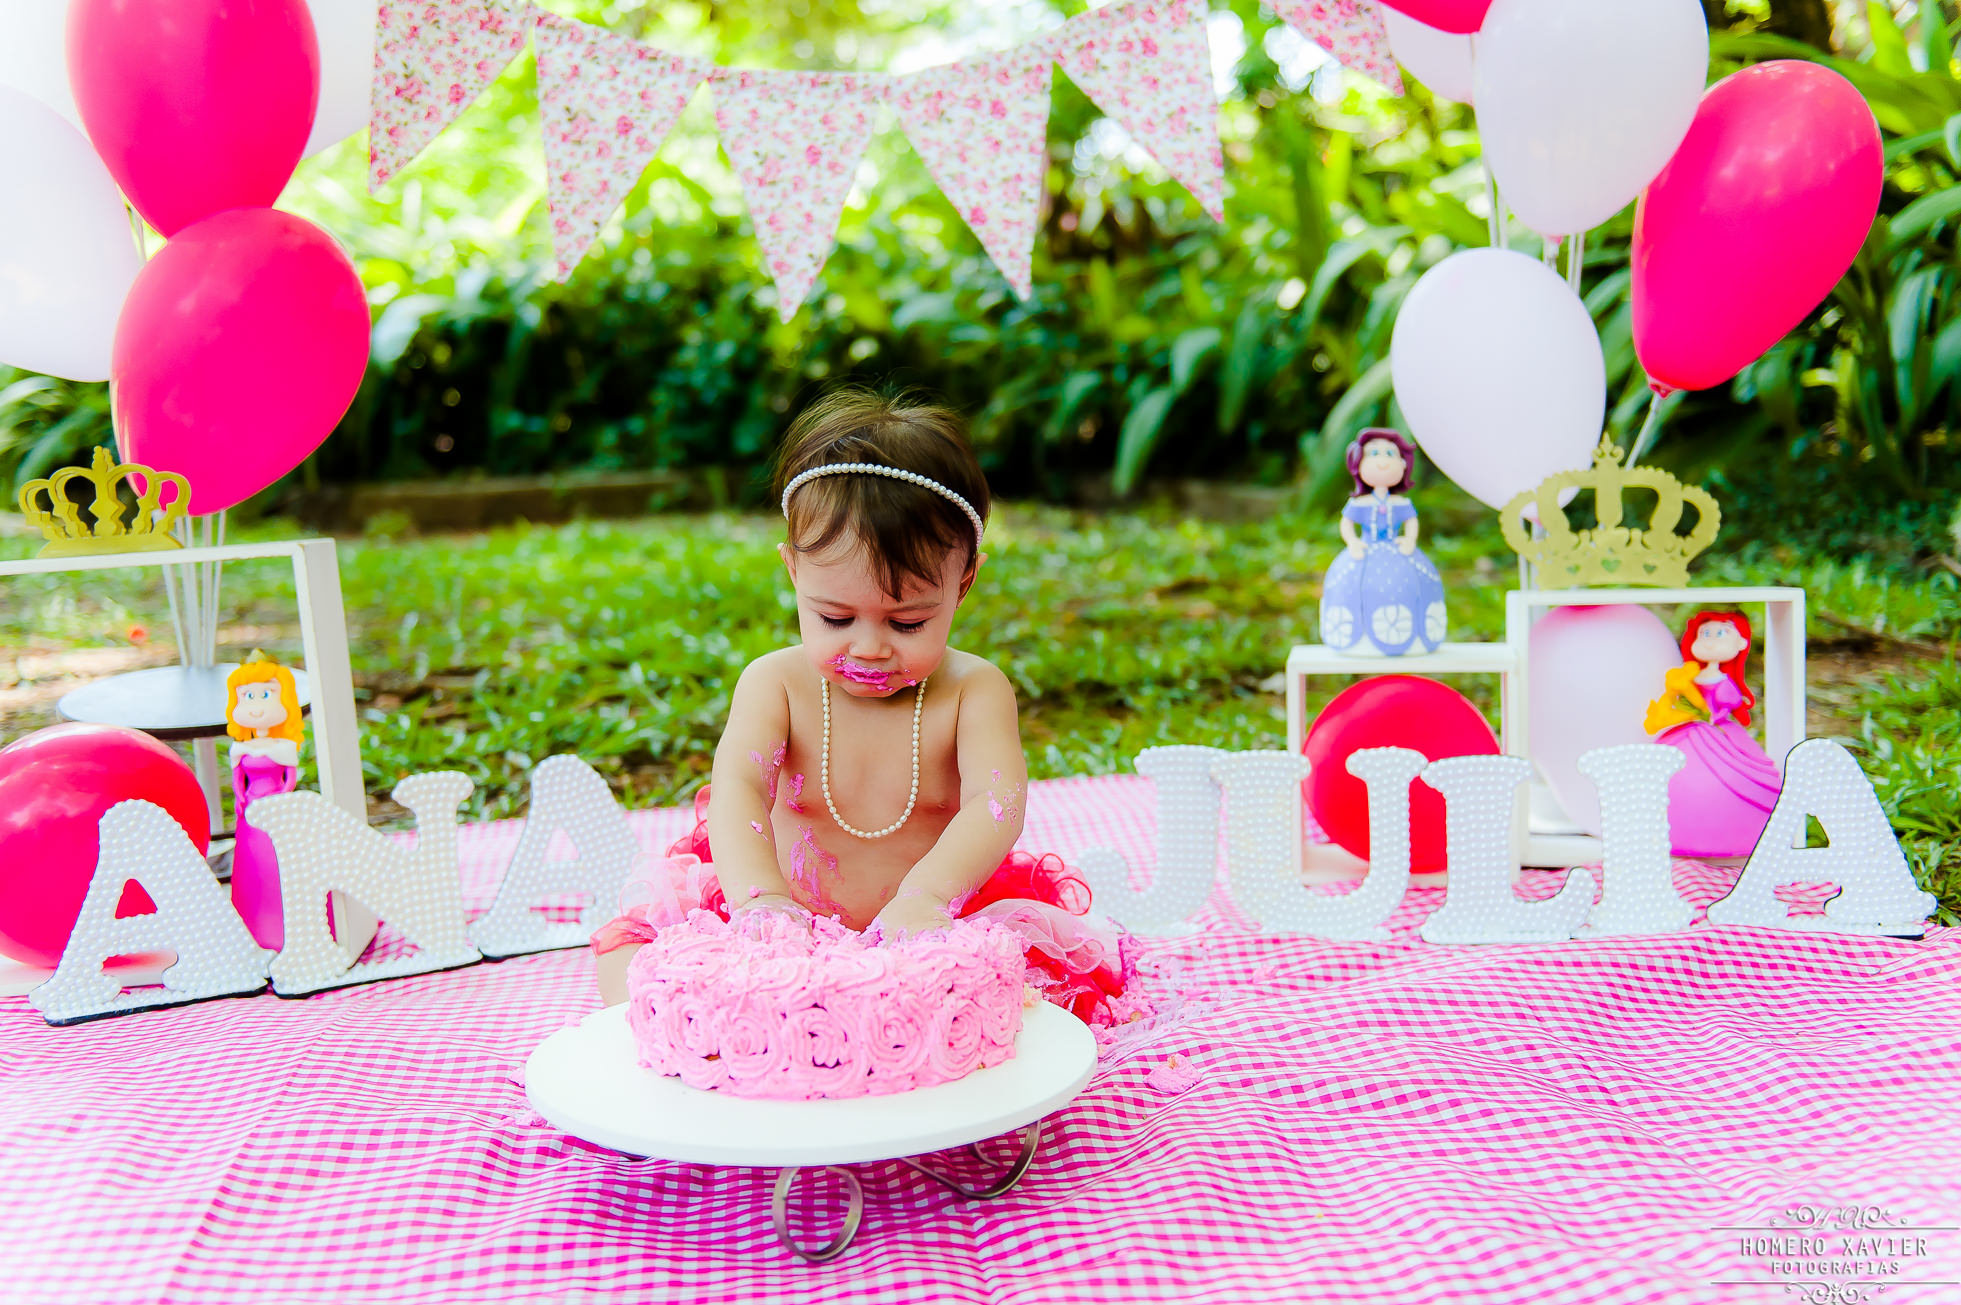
left=225, top=656, right=304, bottom=950
left=1642, top=612, right=1784, bottom=858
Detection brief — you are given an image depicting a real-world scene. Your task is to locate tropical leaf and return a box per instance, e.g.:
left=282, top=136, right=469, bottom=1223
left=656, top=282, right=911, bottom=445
left=1113, top=387, right=1177, bottom=497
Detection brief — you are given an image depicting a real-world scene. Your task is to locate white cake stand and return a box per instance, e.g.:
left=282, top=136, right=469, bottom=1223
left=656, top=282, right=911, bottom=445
left=525, top=1002, right=1098, bottom=1262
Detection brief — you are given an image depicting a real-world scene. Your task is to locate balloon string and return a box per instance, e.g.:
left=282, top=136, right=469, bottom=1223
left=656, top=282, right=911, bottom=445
left=1567, top=232, right=1586, bottom=293
left=162, top=540, right=191, bottom=667
left=1626, top=390, right=1666, bottom=467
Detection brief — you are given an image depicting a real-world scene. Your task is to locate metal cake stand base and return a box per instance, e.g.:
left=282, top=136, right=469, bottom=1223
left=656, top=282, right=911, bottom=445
left=771, top=1120, right=1044, bottom=1262
left=526, top=1003, right=1095, bottom=1262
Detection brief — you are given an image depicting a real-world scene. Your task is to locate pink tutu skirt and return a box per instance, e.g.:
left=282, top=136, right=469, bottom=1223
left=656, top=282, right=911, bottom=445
left=591, top=784, right=1136, bottom=1025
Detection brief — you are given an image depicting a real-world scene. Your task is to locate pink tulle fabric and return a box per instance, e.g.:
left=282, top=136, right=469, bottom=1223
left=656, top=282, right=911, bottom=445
left=590, top=782, right=1135, bottom=1025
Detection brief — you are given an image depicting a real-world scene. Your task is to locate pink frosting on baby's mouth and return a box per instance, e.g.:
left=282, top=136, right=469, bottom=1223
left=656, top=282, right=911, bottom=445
left=828, top=654, right=903, bottom=690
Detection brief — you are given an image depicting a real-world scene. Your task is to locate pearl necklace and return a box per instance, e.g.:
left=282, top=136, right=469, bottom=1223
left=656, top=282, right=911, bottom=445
left=821, top=673, right=926, bottom=840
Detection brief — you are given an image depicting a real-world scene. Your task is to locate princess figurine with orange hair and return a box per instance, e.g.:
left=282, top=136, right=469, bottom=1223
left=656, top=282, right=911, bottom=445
left=1643, top=612, right=1783, bottom=858
left=225, top=655, right=305, bottom=950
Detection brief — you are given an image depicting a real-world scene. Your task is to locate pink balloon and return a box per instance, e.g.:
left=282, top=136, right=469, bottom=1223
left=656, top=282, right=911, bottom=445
left=1380, top=0, right=1493, bottom=35
left=112, top=208, right=371, bottom=515
left=1632, top=61, right=1882, bottom=395
left=0, top=723, right=210, bottom=969
left=66, top=0, right=320, bottom=236
left=1526, top=605, right=1685, bottom=839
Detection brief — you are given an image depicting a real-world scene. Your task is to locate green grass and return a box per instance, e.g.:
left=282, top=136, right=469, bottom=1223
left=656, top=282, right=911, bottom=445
left=2, top=504, right=1956, bottom=922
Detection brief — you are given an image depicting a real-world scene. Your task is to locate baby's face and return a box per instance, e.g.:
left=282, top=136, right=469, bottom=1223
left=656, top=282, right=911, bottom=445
left=779, top=538, right=980, bottom=698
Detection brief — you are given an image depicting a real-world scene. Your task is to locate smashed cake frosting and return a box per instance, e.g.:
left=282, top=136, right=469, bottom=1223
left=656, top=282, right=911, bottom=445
left=624, top=909, right=1029, bottom=1099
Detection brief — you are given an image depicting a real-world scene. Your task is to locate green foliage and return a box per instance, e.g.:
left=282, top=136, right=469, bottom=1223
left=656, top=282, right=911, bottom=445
left=0, top=373, right=114, bottom=498
left=1, top=1, right=1956, bottom=563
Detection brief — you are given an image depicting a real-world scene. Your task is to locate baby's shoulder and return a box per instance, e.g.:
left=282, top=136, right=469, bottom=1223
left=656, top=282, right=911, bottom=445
left=733, top=647, right=800, bottom=701
left=750, top=646, right=802, bottom=675
left=938, top=649, right=1013, bottom=702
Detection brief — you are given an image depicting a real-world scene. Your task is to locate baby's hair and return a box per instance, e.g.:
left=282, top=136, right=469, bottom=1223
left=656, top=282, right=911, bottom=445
left=771, top=384, right=990, bottom=601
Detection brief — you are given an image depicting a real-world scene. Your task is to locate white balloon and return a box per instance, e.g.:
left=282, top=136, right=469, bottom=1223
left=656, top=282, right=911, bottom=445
left=1474, top=0, right=1708, bottom=237
left=0, top=0, right=83, bottom=131
left=304, top=0, right=378, bottom=158
left=1383, top=8, right=1475, bottom=104
left=1389, top=248, right=1603, bottom=511
left=0, top=86, right=141, bottom=381
left=1527, top=604, right=1685, bottom=839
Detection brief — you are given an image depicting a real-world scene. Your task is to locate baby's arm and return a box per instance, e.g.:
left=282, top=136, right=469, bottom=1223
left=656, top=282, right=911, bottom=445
left=874, top=662, right=1028, bottom=938
left=708, top=654, right=803, bottom=915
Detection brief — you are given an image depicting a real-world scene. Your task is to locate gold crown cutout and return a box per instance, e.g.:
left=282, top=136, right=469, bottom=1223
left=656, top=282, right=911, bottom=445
left=1501, top=437, right=1720, bottom=587
left=18, top=447, right=189, bottom=558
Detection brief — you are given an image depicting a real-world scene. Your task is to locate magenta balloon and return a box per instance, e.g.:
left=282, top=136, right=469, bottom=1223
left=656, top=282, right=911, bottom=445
left=0, top=723, right=210, bottom=969
left=1380, top=0, right=1493, bottom=35
left=66, top=0, right=320, bottom=236
left=112, top=208, right=371, bottom=515
left=1631, top=60, right=1882, bottom=395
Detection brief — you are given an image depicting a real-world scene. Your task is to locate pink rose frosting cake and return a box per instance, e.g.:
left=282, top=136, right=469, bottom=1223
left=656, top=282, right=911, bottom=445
left=624, top=909, right=1028, bottom=1100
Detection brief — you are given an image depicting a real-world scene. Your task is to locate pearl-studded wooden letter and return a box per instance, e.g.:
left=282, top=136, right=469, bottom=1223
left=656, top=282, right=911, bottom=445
left=1211, top=750, right=1315, bottom=932
left=1418, top=755, right=1596, bottom=944
left=31, top=801, right=272, bottom=1024
left=1288, top=747, right=1428, bottom=941
left=1076, top=745, right=1227, bottom=935
left=1576, top=744, right=1693, bottom=936
left=257, top=771, right=482, bottom=995
left=470, top=755, right=639, bottom=958
left=1708, top=738, right=1936, bottom=937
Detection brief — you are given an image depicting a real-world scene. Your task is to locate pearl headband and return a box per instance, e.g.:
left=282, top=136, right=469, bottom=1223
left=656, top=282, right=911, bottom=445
left=779, top=462, right=985, bottom=552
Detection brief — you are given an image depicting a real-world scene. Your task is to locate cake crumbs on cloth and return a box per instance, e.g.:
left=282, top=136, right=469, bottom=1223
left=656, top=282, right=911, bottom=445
left=1086, top=953, right=1204, bottom=1084
left=1145, top=1053, right=1202, bottom=1096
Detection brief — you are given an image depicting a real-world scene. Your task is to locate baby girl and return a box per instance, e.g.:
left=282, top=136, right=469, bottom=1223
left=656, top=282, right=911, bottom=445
left=591, top=387, right=1131, bottom=1023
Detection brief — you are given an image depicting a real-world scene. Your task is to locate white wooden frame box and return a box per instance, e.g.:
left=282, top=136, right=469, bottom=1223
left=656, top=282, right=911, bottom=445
left=1503, top=586, right=1807, bottom=868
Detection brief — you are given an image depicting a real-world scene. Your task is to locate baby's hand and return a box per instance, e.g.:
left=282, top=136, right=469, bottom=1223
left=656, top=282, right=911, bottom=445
left=731, top=891, right=812, bottom=929
left=1347, top=540, right=1366, bottom=560
left=1397, top=536, right=1416, bottom=556
left=869, top=891, right=954, bottom=944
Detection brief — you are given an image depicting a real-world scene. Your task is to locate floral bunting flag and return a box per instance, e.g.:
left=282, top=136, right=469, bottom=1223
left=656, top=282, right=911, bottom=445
left=709, top=69, right=890, bottom=320
left=1050, top=0, right=1225, bottom=222
left=1270, top=0, right=1404, bottom=95
left=892, top=49, right=1052, bottom=300
left=369, top=0, right=534, bottom=191
left=534, top=14, right=711, bottom=278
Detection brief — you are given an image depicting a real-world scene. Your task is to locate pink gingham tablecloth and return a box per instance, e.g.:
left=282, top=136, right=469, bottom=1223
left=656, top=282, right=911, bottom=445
left=3, top=774, right=1958, bottom=1305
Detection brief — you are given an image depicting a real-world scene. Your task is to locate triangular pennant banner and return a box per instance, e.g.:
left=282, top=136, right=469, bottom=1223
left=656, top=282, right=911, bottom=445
left=1271, top=0, right=1405, bottom=95
left=893, top=49, right=1053, bottom=300
left=709, top=69, right=889, bottom=320
left=370, top=0, right=534, bottom=191
left=1050, top=0, right=1225, bottom=222
left=535, top=14, right=711, bottom=278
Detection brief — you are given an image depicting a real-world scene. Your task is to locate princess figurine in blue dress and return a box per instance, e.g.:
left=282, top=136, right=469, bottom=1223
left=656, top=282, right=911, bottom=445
left=1319, top=428, right=1447, bottom=656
